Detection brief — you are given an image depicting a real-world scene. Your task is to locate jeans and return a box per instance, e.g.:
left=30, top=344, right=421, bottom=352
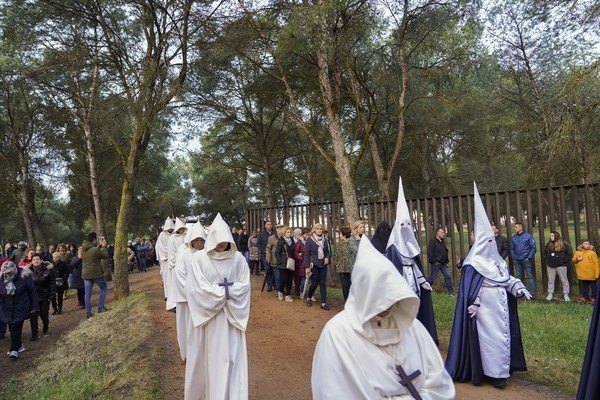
left=428, top=264, right=453, bottom=294
left=580, top=280, right=597, bottom=299
left=242, top=251, right=249, bottom=263
left=514, top=259, right=536, bottom=295
left=273, top=267, right=281, bottom=291
left=84, top=277, right=108, bottom=316
left=262, top=258, right=274, bottom=288
left=339, top=272, right=352, bottom=301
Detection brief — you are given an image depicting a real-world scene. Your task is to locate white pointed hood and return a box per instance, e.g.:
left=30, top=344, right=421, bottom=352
left=187, top=222, right=207, bottom=247
left=205, top=213, right=237, bottom=259
left=463, top=182, right=510, bottom=283
left=346, top=237, right=420, bottom=345
left=162, top=217, right=175, bottom=231
left=173, top=217, right=187, bottom=234
left=386, top=177, right=420, bottom=258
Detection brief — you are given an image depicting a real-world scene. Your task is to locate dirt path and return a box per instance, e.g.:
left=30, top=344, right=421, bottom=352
left=1, top=267, right=574, bottom=399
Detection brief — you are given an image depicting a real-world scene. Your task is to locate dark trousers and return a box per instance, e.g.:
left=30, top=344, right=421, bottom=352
left=30, top=299, right=50, bottom=337
left=308, top=266, right=328, bottom=304
left=249, top=260, right=260, bottom=275
left=137, top=256, right=147, bottom=272
left=428, top=264, right=453, bottom=294
left=9, top=320, right=24, bottom=352
left=52, top=287, right=65, bottom=312
left=278, top=268, right=294, bottom=296
left=0, top=320, right=6, bottom=337
left=262, top=258, right=274, bottom=288
left=580, top=280, right=597, bottom=299
left=77, top=288, right=85, bottom=306
left=339, top=272, right=352, bottom=301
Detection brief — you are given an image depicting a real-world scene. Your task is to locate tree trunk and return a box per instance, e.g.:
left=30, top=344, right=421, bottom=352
left=112, top=144, right=140, bottom=299
left=17, top=151, right=36, bottom=246
left=83, top=124, right=106, bottom=238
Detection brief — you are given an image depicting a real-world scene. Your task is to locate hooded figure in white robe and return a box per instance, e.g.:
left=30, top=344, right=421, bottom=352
left=386, top=177, right=438, bottom=345
left=184, top=213, right=250, bottom=400
left=166, top=217, right=187, bottom=310
left=156, top=217, right=174, bottom=297
left=312, top=236, right=455, bottom=400
left=445, top=182, right=531, bottom=388
left=171, top=222, right=206, bottom=361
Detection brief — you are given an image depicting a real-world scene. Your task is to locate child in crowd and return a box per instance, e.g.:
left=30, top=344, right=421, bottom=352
left=572, top=240, right=600, bottom=304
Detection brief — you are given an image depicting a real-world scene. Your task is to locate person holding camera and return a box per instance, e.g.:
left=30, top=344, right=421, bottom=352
left=81, top=232, right=109, bottom=319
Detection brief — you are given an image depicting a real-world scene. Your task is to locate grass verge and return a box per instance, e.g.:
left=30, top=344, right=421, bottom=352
left=1, top=292, right=160, bottom=399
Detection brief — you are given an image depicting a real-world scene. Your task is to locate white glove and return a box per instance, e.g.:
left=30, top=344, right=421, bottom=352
left=421, top=282, right=432, bottom=291
left=518, top=288, right=532, bottom=300
left=467, top=304, right=479, bottom=318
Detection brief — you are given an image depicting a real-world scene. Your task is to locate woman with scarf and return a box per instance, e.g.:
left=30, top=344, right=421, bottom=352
left=304, top=223, right=332, bottom=310
left=0, top=261, right=38, bottom=359
left=28, top=253, right=56, bottom=341
left=348, top=220, right=366, bottom=269
left=275, top=226, right=296, bottom=302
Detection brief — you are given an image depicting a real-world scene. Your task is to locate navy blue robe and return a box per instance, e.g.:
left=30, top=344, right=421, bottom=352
left=385, top=245, right=439, bottom=346
left=577, top=294, right=600, bottom=399
left=444, top=265, right=526, bottom=384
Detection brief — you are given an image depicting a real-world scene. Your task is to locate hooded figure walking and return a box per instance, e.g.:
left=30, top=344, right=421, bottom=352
left=385, top=177, right=438, bottom=345
left=311, top=237, right=455, bottom=399
left=445, top=183, right=531, bottom=388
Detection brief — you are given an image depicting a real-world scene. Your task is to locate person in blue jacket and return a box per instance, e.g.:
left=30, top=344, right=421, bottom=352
left=510, top=221, right=537, bottom=296
left=0, top=261, right=39, bottom=359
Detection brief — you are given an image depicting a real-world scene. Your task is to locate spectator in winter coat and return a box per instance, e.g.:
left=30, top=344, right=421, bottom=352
left=257, top=221, right=274, bottom=291
left=69, top=248, right=85, bottom=309
left=510, top=222, right=537, bottom=296
left=238, top=228, right=250, bottom=262
left=543, top=231, right=572, bottom=302
left=572, top=240, right=600, bottom=304
left=275, top=227, right=296, bottom=302
left=304, top=223, right=332, bottom=310
left=292, top=228, right=309, bottom=297
left=493, top=225, right=509, bottom=260
left=0, top=261, right=38, bottom=359
left=28, top=253, right=56, bottom=341
left=51, top=252, right=70, bottom=315
left=248, top=229, right=261, bottom=275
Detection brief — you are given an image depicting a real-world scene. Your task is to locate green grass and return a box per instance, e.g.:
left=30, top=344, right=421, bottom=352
left=432, top=291, right=590, bottom=395
left=1, top=292, right=160, bottom=399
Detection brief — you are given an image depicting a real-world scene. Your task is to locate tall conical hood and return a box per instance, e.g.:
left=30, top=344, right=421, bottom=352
left=386, top=177, right=421, bottom=258
left=462, top=182, right=509, bottom=282
left=173, top=217, right=187, bottom=234
left=205, top=213, right=237, bottom=259
left=187, top=222, right=207, bottom=246
left=162, top=217, right=175, bottom=231
left=345, top=236, right=419, bottom=344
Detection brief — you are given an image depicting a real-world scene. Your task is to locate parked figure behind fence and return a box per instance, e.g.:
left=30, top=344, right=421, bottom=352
left=510, top=222, right=537, bottom=296
left=543, top=231, right=572, bottom=302
left=572, top=240, right=600, bottom=304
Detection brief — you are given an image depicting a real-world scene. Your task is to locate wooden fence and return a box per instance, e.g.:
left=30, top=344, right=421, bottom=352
left=246, top=183, right=600, bottom=292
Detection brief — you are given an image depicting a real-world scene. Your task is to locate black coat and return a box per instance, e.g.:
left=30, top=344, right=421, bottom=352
left=578, top=288, right=600, bottom=399
left=30, top=264, right=56, bottom=302
left=275, top=237, right=295, bottom=270
left=0, top=268, right=39, bottom=324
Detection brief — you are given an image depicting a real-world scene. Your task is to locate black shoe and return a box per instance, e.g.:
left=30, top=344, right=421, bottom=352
left=487, top=377, right=507, bottom=388
left=43, top=326, right=48, bottom=334
left=321, top=303, right=330, bottom=311
left=306, top=299, right=312, bottom=307
left=56, top=309, right=62, bottom=315
left=86, top=313, right=93, bottom=319
left=52, top=310, right=58, bottom=315
left=266, top=286, right=273, bottom=292
left=30, top=335, right=38, bottom=342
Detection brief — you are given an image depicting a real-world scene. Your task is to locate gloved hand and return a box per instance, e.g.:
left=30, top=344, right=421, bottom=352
left=467, top=304, right=479, bottom=318
left=421, top=282, right=432, bottom=291
left=518, top=288, right=532, bottom=300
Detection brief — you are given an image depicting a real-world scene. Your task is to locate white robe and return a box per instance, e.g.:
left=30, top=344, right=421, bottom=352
left=184, top=249, right=250, bottom=400
left=156, top=231, right=171, bottom=296
left=476, top=276, right=523, bottom=378
left=172, top=243, right=194, bottom=361
left=166, top=232, right=185, bottom=310
left=312, top=313, right=454, bottom=400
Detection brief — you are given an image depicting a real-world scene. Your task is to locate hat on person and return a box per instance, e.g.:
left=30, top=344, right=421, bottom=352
left=275, top=223, right=284, bottom=228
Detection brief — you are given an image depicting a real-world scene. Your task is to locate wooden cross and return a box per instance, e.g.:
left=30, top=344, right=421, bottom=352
left=218, top=278, right=234, bottom=300
left=395, top=364, right=422, bottom=400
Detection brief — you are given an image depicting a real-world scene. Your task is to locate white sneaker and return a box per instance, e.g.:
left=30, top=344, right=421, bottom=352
left=278, top=292, right=284, bottom=301
left=564, top=294, right=570, bottom=302
left=18, top=345, right=25, bottom=353
left=546, top=293, right=553, bottom=301
left=276, top=291, right=281, bottom=298
left=285, top=295, right=294, bottom=303
left=8, top=350, right=18, bottom=359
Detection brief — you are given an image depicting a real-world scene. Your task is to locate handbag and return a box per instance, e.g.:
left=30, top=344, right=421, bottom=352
left=285, top=245, right=295, bottom=271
